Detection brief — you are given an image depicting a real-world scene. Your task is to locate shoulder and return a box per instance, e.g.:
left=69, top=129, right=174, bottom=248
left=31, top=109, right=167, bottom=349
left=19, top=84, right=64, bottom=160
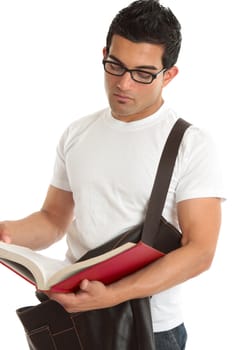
left=67, top=108, right=108, bottom=135
left=180, top=123, right=217, bottom=159
left=176, top=120, right=220, bottom=177
left=58, top=108, right=109, bottom=150
left=175, top=123, right=224, bottom=202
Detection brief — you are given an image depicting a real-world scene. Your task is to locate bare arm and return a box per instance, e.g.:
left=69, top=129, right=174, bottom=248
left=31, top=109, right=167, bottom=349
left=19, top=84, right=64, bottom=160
left=49, top=197, right=221, bottom=312
left=0, top=185, right=74, bottom=250
left=110, top=197, right=221, bottom=300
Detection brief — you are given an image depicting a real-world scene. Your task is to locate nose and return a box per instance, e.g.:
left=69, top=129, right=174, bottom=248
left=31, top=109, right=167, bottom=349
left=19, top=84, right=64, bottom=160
left=117, top=71, right=134, bottom=90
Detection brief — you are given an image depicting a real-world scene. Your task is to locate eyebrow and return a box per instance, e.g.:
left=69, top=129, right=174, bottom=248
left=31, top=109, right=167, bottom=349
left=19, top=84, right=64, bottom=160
left=108, top=54, right=159, bottom=71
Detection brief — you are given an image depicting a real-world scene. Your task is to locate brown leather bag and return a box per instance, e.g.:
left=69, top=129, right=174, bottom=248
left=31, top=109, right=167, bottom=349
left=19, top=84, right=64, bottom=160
left=16, top=118, right=190, bottom=350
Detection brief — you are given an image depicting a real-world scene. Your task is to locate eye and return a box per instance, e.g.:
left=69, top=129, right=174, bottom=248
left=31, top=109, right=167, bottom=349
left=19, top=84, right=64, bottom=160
left=135, top=70, right=152, bottom=80
left=109, top=62, right=124, bottom=72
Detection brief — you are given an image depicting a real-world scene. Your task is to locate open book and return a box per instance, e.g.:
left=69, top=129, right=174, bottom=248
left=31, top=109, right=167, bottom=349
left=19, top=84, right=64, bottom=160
left=0, top=241, right=164, bottom=293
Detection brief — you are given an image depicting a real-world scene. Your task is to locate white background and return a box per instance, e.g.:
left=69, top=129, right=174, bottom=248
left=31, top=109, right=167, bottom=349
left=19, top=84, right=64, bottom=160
left=0, top=1, right=232, bottom=349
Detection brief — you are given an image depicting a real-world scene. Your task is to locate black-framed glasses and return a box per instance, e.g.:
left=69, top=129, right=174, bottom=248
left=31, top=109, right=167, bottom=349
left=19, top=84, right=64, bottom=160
left=102, top=59, right=166, bottom=84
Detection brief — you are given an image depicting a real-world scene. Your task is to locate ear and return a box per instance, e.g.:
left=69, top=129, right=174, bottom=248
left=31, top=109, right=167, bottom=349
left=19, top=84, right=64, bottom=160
left=162, top=66, right=179, bottom=87
left=103, top=47, right=108, bottom=59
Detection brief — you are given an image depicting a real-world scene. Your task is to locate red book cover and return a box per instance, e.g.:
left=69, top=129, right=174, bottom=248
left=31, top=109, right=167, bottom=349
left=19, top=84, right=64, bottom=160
left=50, top=242, right=164, bottom=293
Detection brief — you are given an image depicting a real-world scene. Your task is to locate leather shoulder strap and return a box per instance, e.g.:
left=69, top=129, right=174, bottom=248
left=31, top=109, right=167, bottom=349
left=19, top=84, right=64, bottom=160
left=142, top=118, right=191, bottom=246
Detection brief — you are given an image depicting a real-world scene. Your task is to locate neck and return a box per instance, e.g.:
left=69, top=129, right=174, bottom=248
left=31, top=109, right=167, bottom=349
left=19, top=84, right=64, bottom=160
left=112, top=99, right=164, bottom=122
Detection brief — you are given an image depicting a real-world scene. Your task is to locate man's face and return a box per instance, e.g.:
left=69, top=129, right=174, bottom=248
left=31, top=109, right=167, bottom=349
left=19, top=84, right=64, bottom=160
left=103, top=35, right=177, bottom=122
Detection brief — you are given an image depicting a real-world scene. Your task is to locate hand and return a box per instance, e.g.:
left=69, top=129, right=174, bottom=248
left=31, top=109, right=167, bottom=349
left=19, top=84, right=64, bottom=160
left=47, top=279, right=117, bottom=313
left=0, top=222, right=12, bottom=243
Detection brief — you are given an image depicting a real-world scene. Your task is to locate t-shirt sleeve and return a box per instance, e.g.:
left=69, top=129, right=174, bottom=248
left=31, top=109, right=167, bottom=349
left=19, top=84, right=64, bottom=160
left=50, top=128, right=72, bottom=192
left=175, top=126, right=225, bottom=203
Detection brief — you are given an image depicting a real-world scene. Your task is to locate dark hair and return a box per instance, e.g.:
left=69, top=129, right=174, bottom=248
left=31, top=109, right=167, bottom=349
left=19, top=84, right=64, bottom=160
left=106, top=0, right=182, bottom=68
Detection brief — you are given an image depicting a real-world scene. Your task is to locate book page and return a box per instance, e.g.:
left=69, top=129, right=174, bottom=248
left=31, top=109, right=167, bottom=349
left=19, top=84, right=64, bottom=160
left=0, top=242, right=69, bottom=289
left=0, top=258, right=38, bottom=284
left=0, top=241, right=136, bottom=290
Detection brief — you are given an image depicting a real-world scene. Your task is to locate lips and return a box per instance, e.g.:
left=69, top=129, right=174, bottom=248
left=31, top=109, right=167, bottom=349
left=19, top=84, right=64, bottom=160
left=114, top=93, right=132, bottom=102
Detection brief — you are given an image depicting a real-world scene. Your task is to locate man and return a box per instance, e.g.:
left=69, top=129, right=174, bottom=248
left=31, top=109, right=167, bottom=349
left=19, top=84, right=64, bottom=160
left=0, top=1, right=224, bottom=349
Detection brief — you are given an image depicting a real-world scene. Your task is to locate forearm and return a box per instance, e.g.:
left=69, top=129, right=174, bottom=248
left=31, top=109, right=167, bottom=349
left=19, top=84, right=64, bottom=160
left=49, top=242, right=216, bottom=313
left=1, top=186, right=75, bottom=250
left=111, top=198, right=220, bottom=304
left=49, top=198, right=221, bottom=313
left=109, top=243, right=215, bottom=304
left=3, top=210, right=67, bottom=250
left=109, top=198, right=221, bottom=306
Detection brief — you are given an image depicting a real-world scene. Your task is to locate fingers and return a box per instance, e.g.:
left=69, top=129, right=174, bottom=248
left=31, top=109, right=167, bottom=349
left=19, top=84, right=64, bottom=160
left=47, top=280, right=108, bottom=313
left=79, top=279, right=89, bottom=291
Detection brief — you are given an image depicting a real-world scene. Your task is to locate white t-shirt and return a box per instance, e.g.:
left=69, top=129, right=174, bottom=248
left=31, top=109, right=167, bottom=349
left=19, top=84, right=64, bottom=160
left=51, top=102, right=224, bottom=332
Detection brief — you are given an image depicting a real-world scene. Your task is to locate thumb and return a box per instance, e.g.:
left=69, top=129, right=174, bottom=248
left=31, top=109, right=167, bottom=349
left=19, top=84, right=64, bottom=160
left=79, top=279, right=90, bottom=292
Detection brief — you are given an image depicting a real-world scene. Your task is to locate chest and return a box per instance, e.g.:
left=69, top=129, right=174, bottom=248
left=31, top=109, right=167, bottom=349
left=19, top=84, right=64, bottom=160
left=65, top=126, right=168, bottom=202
